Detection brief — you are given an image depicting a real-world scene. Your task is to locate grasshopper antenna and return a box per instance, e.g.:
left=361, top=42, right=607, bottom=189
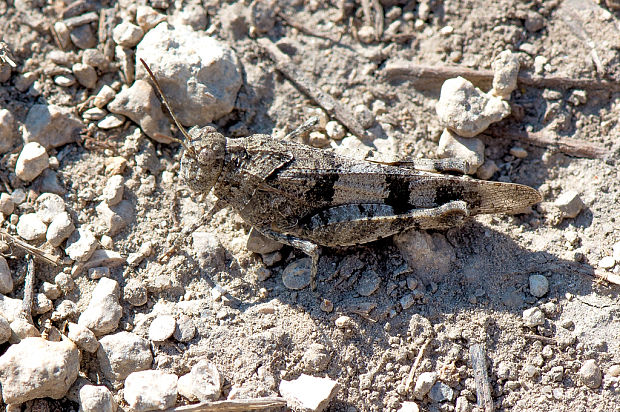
left=139, top=58, right=196, bottom=156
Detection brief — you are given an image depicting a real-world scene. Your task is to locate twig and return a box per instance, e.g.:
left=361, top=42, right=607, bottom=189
left=22, top=255, right=35, bottom=323
left=382, top=62, right=620, bottom=93
left=277, top=12, right=340, bottom=43
left=523, top=334, right=556, bottom=345
left=484, top=125, right=607, bottom=159
left=371, top=0, right=384, bottom=39
left=591, top=269, right=620, bottom=286
left=164, top=397, right=287, bottom=411
left=404, top=337, right=432, bottom=391
left=0, top=229, right=61, bottom=266
left=469, top=343, right=494, bottom=412
left=257, top=37, right=370, bottom=140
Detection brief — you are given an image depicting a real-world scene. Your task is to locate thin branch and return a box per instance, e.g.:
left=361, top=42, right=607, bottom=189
left=484, top=125, right=607, bottom=159
left=0, top=229, right=61, bottom=266
left=164, top=397, right=287, bottom=412
left=382, top=62, right=620, bottom=93
left=277, top=12, right=340, bottom=43
left=469, top=343, right=494, bottom=412
left=523, top=334, right=556, bottom=345
left=404, top=337, right=432, bottom=391
left=22, top=255, right=35, bottom=323
left=257, top=37, right=370, bottom=140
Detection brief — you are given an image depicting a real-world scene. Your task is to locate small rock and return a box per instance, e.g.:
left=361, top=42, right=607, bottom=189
left=83, top=107, right=108, bottom=121
left=523, top=307, right=545, bottom=327
left=33, top=293, right=53, bottom=315
left=149, top=315, right=176, bottom=342
left=598, top=256, right=616, bottom=269
left=354, top=104, right=375, bottom=129
left=414, top=371, right=437, bottom=399
left=97, top=114, right=125, bottom=129
left=42, top=281, right=61, bottom=300
left=46, top=211, right=75, bottom=247
left=579, top=359, right=602, bottom=389
left=124, top=370, right=178, bottom=411
left=93, top=85, right=116, bottom=108
left=95, top=200, right=133, bottom=236
left=173, top=315, right=196, bottom=342
left=65, top=228, right=98, bottom=262
left=97, top=331, right=153, bottom=381
left=523, top=364, right=539, bottom=378
left=491, top=50, right=520, bottom=99
left=429, top=381, right=455, bottom=402
left=335, top=316, right=354, bottom=329
left=51, top=299, right=78, bottom=321
left=249, top=0, right=276, bottom=33
left=107, top=80, right=172, bottom=143
left=0, top=315, right=10, bottom=344
left=16, top=213, right=48, bottom=241
left=55, top=272, right=75, bottom=293
left=301, top=343, right=331, bottom=373
left=394, top=231, right=455, bottom=281
left=177, top=360, right=221, bottom=401
left=127, top=241, right=153, bottom=266
left=397, top=401, right=420, bottom=412
left=308, top=131, right=330, bottom=148
left=15, top=142, right=49, bottom=182
left=282, top=258, right=312, bottom=290
left=36, top=192, right=66, bottom=224
left=357, top=25, right=376, bottom=43
left=436, top=76, right=511, bottom=137
left=524, top=11, right=545, bottom=33
left=88, top=266, right=109, bottom=280
left=0, top=108, right=15, bottom=154
left=71, top=249, right=126, bottom=277
left=0, top=256, right=13, bottom=294
left=554, top=190, right=584, bottom=220
left=136, top=23, right=242, bottom=126
left=102, top=175, right=124, bottom=206
left=246, top=228, right=284, bottom=254
left=136, top=6, right=167, bottom=31
left=325, top=121, right=345, bottom=140
left=72, top=63, right=97, bottom=88
left=79, top=385, right=117, bottom=412
left=608, top=364, right=620, bottom=377
left=70, top=24, right=97, bottom=49
left=23, top=104, right=83, bottom=149
left=510, top=147, right=528, bottom=159
left=612, top=242, right=620, bottom=261
left=112, top=22, right=144, bottom=48
left=55, top=74, right=76, bottom=87
left=192, top=231, right=226, bottom=268
left=355, top=270, right=381, bottom=296
left=437, top=129, right=485, bottom=174
left=279, top=374, right=340, bottom=412
left=529, top=274, right=549, bottom=297
left=36, top=168, right=66, bottom=195
left=0, top=337, right=79, bottom=404
left=400, top=294, right=416, bottom=310
left=78, top=277, right=122, bottom=336
left=548, top=365, right=564, bottom=382
left=67, top=322, right=99, bottom=353
left=9, top=317, right=40, bottom=342
left=82, top=49, right=108, bottom=70
left=115, top=45, right=135, bottom=85
left=0, top=192, right=14, bottom=214
left=123, top=278, right=148, bottom=307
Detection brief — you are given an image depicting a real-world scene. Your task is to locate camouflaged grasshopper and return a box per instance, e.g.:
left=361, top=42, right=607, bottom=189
left=141, top=60, right=542, bottom=289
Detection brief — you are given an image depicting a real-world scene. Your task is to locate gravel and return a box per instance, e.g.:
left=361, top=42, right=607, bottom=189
left=279, top=374, right=340, bottom=412
left=97, top=331, right=153, bottom=381
left=148, top=314, right=176, bottom=342
left=529, top=274, right=550, bottom=297
left=579, top=359, right=602, bottom=389
left=79, top=384, right=118, bottom=412
left=78, top=277, right=122, bottom=336
left=177, top=360, right=221, bottom=401
left=15, top=142, right=49, bottom=182
left=282, top=258, right=312, bottom=290
left=124, top=369, right=178, bottom=411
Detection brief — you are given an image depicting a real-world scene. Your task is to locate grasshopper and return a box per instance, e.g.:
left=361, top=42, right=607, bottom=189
left=141, top=60, right=541, bottom=289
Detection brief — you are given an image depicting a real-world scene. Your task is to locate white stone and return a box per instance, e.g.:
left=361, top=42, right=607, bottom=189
left=436, top=77, right=510, bottom=137
left=148, top=314, right=176, bottom=342
left=0, top=256, right=13, bottom=294
left=78, top=277, right=122, bottom=336
left=0, top=192, right=14, bottom=214
left=136, top=23, right=242, bottom=126
left=46, top=211, right=75, bottom=247
left=413, top=371, right=437, bottom=399
left=491, top=50, right=520, bottom=99
left=97, top=114, right=125, bottom=129
left=55, top=272, right=75, bottom=293
left=124, top=370, right=178, bottom=411
left=23, top=104, right=83, bottom=149
left=16, top=213, right=48, bottom=241
left=42, top=281, right=61, bottom=299
left=613, top=242, right=620, bottom=261
left=397, top=401, right=420, bottom=412
left=112, top=22, right=144, bottom=48
left=136, top=6, right=167, bottom=31
left=177, top=360, right=221, bottom=401
left=598, top=256, right=616, bottom=269
left=325, top=121, right=345, bottom=140
left=579, top=359, right=602, bottom=389
left=127, top=241, right=153, bottom=266
left=554, top=190, right=584, bottom=220
left=93, top=85, right=116, bottom=108
left=102, top=175, right=124, bottom=206
left=72, top=62, right=97, bottom=89
left=437, top=129, right=485, bottom=174
left=96, top=199, right=134, bottom=236
left=9, top=317, right=40, bottom=343
left=0, top=108, right=15, bottom=154
left=35, top=192, right=66, bottom=224
left=68, top=322, right=99, bottom=353
left=279, top=374, right=340, bottom=412
left=173, top=315, right=196, bottom=342
left=71, top=249, right=126, bottom=277
left=97, top=331, right=152, bottom=381
left=529, top=274, right=549, bottom=297
left=0, top=337, right=79, bottom=404
left=510, top=146, right=528, bottom=159
left=523, top=307, right=545, bottom=327
left=79, top=385, right=117, bottom=412
left=65, top=227, right=98, bottom=262
left=33, top=293, right=53, bottom=315
left=357, top=25, right=376, bottom=43
left=15, top=142, right=49, bottom=182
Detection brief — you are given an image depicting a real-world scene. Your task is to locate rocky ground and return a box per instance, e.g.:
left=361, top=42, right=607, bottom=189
left=1, top=0, right=620, bottom=411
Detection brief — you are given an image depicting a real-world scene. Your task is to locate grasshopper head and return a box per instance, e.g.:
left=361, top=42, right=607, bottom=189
left=181, top=126, right=226, bottom=193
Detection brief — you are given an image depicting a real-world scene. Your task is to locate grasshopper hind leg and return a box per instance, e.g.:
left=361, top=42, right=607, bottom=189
left=255, top=228, right=321, bottom=290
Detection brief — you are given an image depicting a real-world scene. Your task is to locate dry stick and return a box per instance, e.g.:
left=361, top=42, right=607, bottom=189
left=21, top=255, right=35, bottom=323
left=0, top=229, right=61, bottom=266
left=277, top=12, right=340, bottom=43
left=382, top=62, right=620, bottom=93
left=257, top=37, right=370, bottom=140
left=523, top=334, right=557, bottom=345
left=484, top=125, right=607, bottom=160
left=371, top=0, right=384, bottom=39
left=404, top=337, right=432, bottom=391
left=164, top=397, right=287, bottom=412
left=469, top=343, right=494, bottom=412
